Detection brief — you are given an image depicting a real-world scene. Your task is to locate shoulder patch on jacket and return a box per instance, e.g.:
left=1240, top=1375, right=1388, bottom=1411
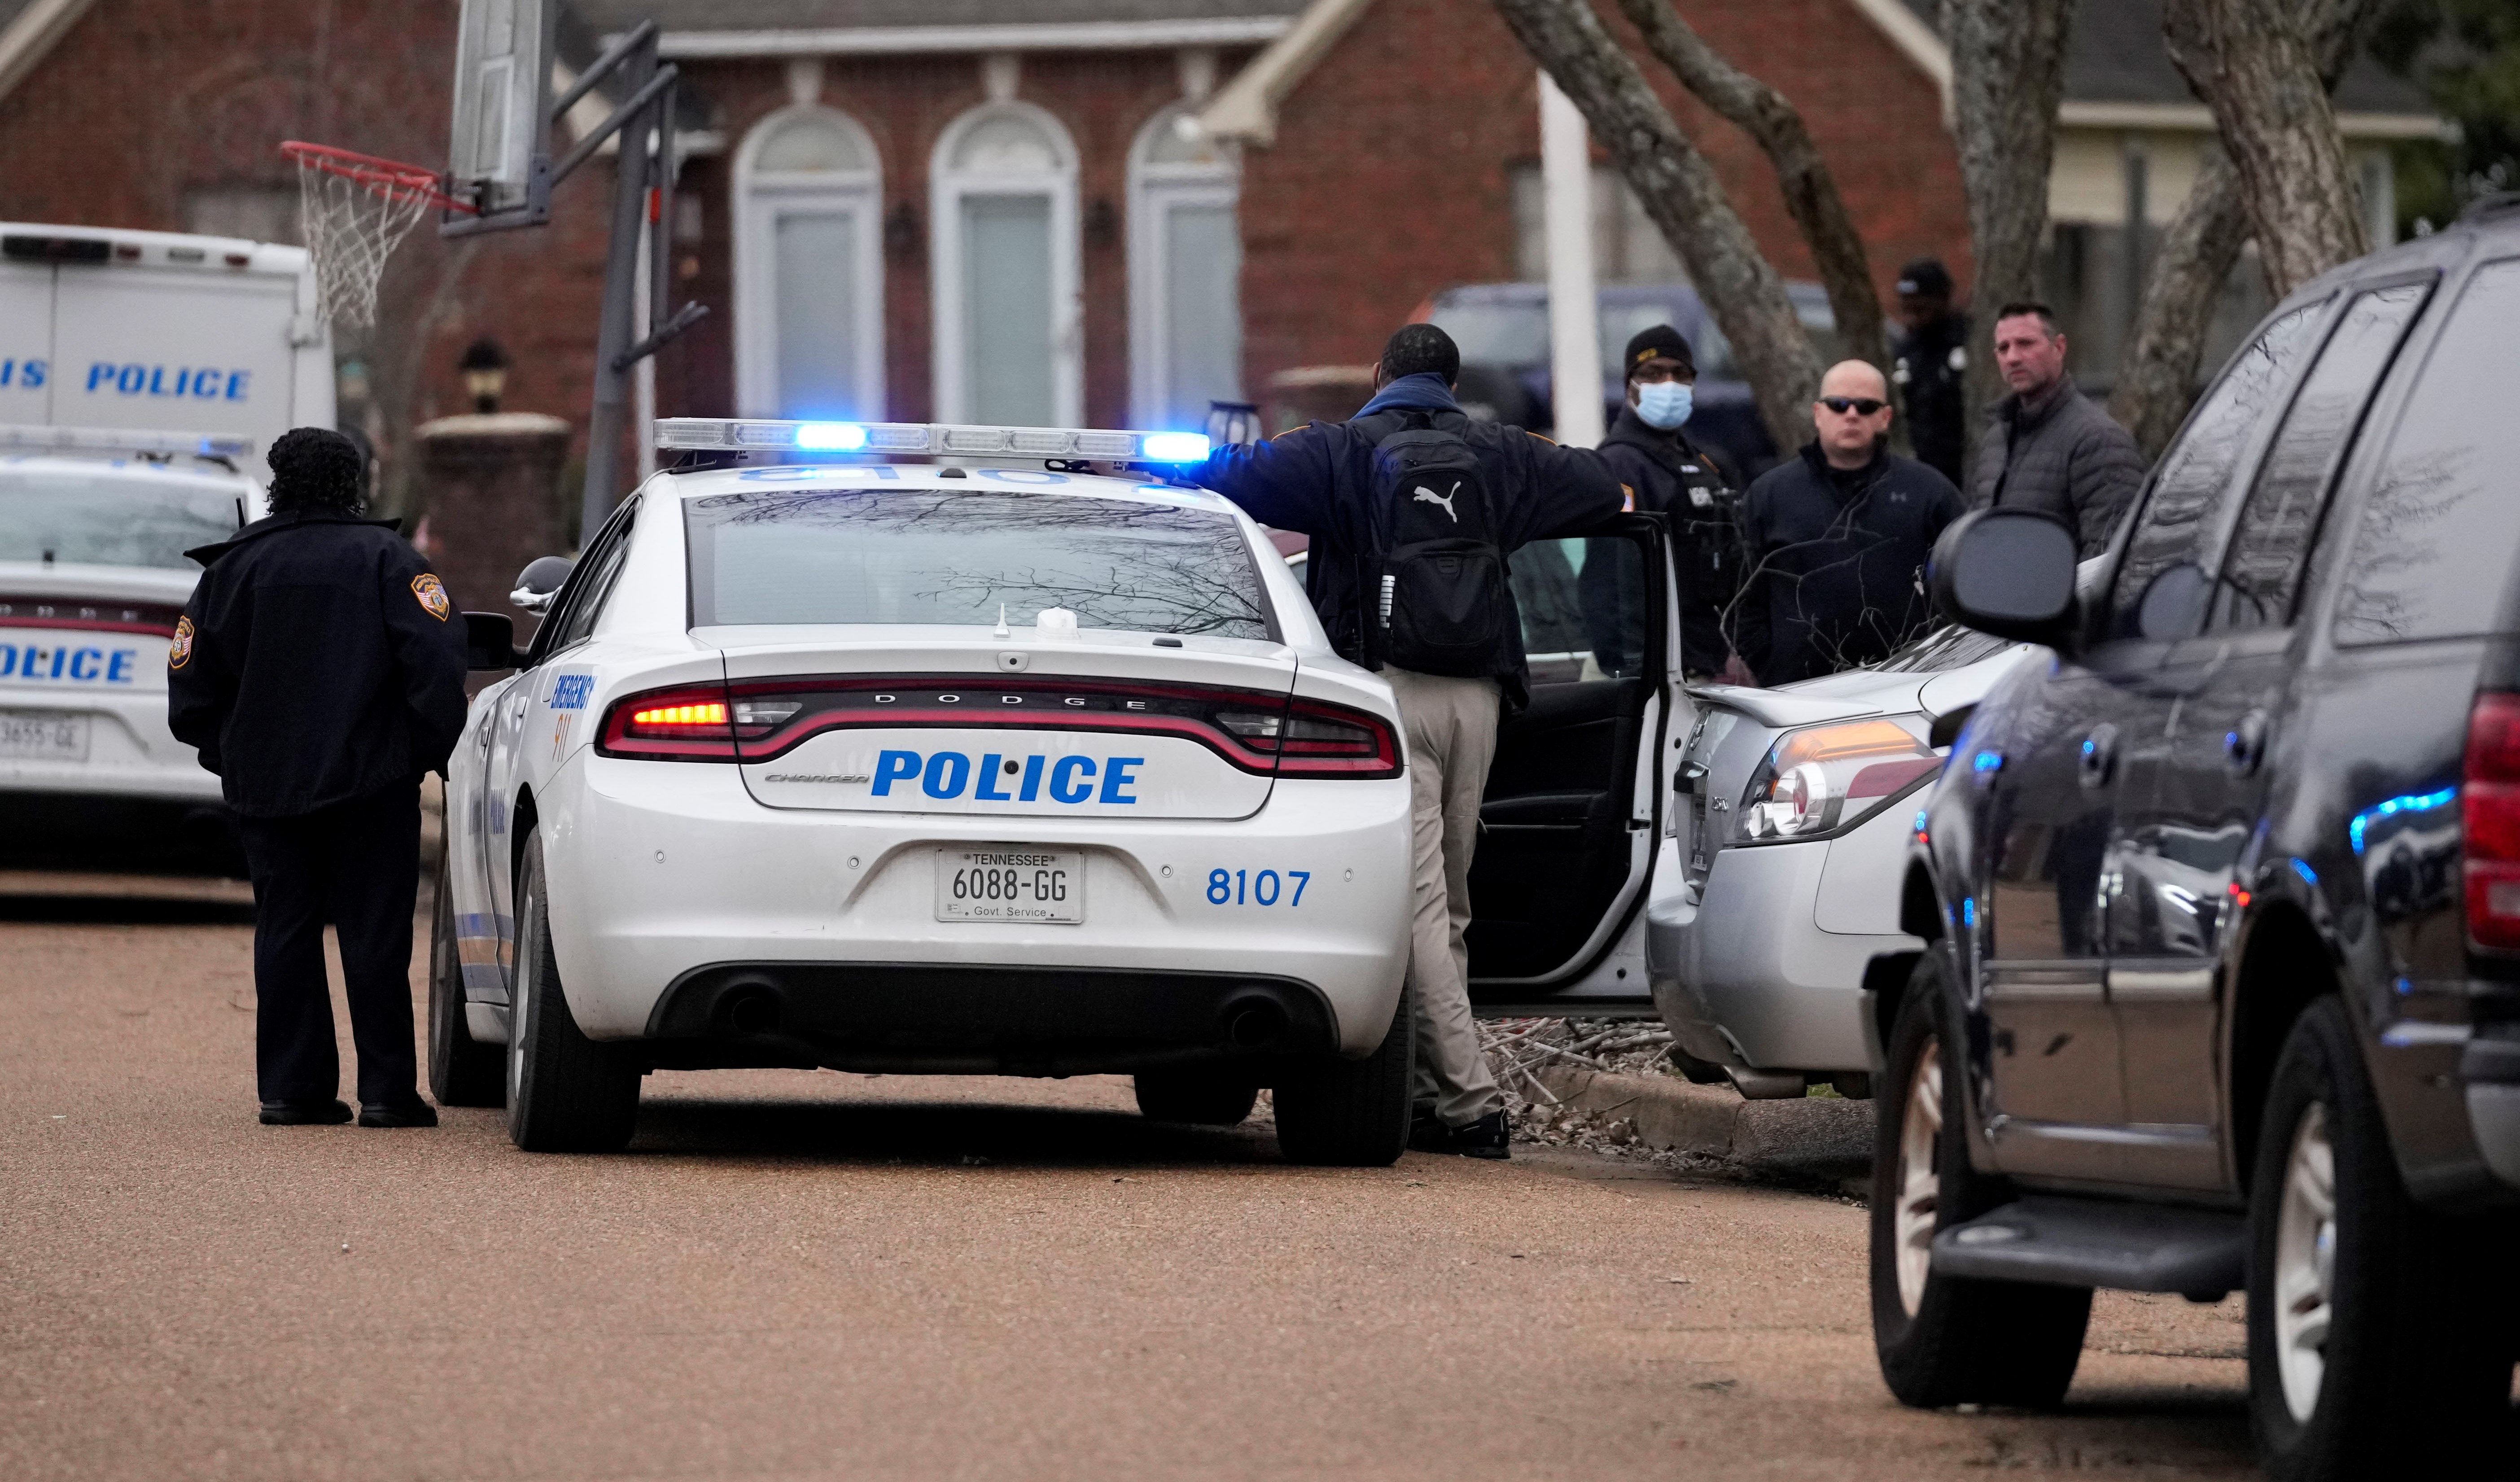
left=412, top=573, right=451, bottom=621
left=168, top=616, right=194, bottom=669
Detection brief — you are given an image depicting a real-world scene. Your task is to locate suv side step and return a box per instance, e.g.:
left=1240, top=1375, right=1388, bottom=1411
left=1930, top=1196, right=2245, bottom=1296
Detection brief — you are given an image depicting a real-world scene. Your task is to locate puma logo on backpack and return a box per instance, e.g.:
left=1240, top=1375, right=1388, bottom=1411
left=1366, top=412, right=1509, bottom=677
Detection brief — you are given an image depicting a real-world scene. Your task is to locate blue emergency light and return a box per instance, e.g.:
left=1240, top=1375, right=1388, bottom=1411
left=655, top=418, right=1212, bottom=466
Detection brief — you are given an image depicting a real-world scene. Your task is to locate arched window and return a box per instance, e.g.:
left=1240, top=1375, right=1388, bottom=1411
left=1129, top=107, right=1241, bottom=430
left=735, top=106, right=884, bottom=420
left=931, top=103, right=1080, bottom=427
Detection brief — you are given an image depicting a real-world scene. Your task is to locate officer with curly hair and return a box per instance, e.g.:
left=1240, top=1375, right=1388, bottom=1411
left=169, top=427, right=468, bottom=1128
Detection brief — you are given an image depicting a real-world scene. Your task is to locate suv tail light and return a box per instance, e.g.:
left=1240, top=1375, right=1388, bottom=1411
left=1736, top=718, right=1939, bottom=843
left=2465, top=692, right=2520, bottom=949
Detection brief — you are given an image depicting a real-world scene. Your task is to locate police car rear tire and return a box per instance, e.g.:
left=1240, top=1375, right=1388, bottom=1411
left=1271, top=982, right=1413, bottom=1167
left=506, top=831, right=640, bottom=1154
left=1133, top=1070, right=1259, bottom=1126
left=427, top=840, right=504, bottom=1108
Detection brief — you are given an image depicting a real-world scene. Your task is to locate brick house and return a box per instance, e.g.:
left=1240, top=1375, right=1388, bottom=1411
left=0, top=0, right=2424, bottom=507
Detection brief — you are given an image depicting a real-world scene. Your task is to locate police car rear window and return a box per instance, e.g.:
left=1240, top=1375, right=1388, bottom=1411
left=684, top=487, right=1272, bottom=639
left=0, top=470, right=238, bottom=571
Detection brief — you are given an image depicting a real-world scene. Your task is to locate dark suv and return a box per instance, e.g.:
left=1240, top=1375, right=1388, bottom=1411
left=1868, top=197, right=2520, bottom=1480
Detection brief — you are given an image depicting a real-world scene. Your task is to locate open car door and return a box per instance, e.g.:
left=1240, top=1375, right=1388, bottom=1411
left=1467, top=511, right=1679, bottom=1015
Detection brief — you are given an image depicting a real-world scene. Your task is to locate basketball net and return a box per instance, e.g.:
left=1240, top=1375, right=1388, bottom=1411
left=282, top=142, right=470, bottom=332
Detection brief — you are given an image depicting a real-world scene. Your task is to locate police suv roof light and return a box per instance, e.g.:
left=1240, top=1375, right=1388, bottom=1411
left=0, top=423, right=254, bottom=460
left=653, top=418, right=1211, bottom=465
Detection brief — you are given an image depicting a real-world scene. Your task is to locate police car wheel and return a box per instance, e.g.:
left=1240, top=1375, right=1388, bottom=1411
left=1869, top=949, right=2089, bottom=1409
left=1133, top=1070, right=1259, bottom=1126
left=505, top=831, right=640, bottom=1154
left=2244, top=998, right=2513, bottom=1480
left=1271, top=981, right=1413, bottom=1167
left=427, top=840, right=504, bottom=1108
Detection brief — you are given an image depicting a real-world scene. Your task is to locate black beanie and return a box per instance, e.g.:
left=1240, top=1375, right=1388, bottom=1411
left=1622, top=324, right=1695, bottom=380
left=1895, top=258, right=1954, bottom=298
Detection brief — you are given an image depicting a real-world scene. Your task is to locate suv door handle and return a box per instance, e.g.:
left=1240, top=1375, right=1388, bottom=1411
left=2225, top=711, right=2270, bottom=778
left=2079, top=723, right=2119, bottom=790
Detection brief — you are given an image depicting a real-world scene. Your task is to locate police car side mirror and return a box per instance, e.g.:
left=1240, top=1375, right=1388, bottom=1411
left=1929, top=508, right=2080, bottom=653
left=463, top=612, right=520, bottom=672
left=510, top=554, right=574, bottom=615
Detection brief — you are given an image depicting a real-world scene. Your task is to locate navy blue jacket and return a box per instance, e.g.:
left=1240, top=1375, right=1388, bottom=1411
left=168, top=511, right=469, bottom=816
left=1736, top=442, right=1964, bottom=686
left=1194, top=375, right=1625, bottom=706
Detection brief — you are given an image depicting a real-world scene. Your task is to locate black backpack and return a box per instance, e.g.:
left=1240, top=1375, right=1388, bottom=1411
left=1363, top=411, right=1511, bottom=677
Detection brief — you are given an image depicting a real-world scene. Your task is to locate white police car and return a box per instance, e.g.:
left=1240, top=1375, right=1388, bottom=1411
left=430, top=420, right=1457, bottom=1163
left=0, top=427, right=261, bottom=874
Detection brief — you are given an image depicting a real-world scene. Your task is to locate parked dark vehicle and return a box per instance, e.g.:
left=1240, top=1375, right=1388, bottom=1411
left=1869, top=197, right=2520, bottom=1479
left=1418, top=281, right=1836, bottom=480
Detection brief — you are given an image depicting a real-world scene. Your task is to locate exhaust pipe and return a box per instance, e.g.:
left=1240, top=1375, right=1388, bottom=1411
left=1223, top=997, right=1288, bottom=1051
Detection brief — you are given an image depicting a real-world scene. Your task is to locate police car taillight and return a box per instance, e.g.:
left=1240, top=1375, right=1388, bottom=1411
left=1261, top=701, right=1401, bottom=777
left=596, top=683, right=748, bottom=761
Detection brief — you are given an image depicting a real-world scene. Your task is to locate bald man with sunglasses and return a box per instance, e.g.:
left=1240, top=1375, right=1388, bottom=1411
left=1732, top=360, right=1964, bottom=686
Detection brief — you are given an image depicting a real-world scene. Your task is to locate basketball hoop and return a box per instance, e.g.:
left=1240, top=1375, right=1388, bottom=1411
left=281, top=141, right=477, bottom=331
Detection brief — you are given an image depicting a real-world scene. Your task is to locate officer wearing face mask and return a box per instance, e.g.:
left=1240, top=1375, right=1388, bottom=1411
left=1596, top=325, right=1739, bottom=679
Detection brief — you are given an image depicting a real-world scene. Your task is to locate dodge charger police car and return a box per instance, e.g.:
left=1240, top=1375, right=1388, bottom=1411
left=431, top=420, right=1440, bottom=1163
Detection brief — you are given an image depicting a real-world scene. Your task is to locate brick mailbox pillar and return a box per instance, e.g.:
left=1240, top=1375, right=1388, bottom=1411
left=414, top=412, right=573, bottom=630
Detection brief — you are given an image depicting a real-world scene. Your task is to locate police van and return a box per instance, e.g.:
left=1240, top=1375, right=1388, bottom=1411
left=0, top=223, right=332, bottom=875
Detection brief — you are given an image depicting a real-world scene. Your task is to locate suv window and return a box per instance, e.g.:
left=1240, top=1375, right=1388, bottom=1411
left=1511, top=535, right=1649, bottom=683
left=2109, top=300, right=2327, bottom=636
left=2333, top=258, right=2520, bottom=647
left=2212, top=281, right=2431, bottom=633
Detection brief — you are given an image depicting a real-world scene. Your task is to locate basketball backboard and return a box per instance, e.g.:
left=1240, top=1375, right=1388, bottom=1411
left=445, top=0, right=556, bottom=232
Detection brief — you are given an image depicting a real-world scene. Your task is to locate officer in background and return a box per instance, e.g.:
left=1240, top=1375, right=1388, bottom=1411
left=1595, top=325, right=1740, bottom=680
left=169, top=428, right=469, bottom=1128
left=1890, top=258, right=1969, bottom=487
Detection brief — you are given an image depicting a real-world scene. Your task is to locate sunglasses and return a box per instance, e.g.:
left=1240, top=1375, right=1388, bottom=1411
left=1819, top=396, right=1888, bottom=416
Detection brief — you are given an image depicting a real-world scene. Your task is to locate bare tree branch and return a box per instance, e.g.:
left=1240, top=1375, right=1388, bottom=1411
left=2109, top=0, right=2386, bottom=456
left=2163, top=0, right=2370, bottom=299
left=1946, top=0, right=2079, bottom=442
left=1612, top=0, right=1888, bottom=379
left=1489, top=0, right=1824, bottom=453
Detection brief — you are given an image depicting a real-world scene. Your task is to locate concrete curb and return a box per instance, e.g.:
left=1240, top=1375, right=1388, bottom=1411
left=1533, top=1066, right=1874, bottom=1180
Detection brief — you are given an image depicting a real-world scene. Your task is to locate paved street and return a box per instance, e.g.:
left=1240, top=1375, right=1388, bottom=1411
left=2, top=890, right=2260, bottom=1481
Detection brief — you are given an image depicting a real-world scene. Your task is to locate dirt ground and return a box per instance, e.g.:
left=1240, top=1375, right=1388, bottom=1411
left=0, top=889, right=2258, bottom=1480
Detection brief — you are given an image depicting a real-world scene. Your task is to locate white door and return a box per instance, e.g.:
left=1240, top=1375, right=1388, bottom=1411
left=733, top=107, right=885, bottom=421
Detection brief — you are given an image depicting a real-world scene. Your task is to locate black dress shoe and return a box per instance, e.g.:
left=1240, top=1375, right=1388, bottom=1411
left=1408, top=1111, right=1450, bottom=1153
left=358, top=1101, right=439, bottom=1128
left=259, top=1099, right=353, bottom=1126
left=1448, top=1109, right=1512, bottom=1160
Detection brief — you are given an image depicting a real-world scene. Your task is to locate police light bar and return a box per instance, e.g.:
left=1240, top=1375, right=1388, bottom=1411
left=654, top=418, right=1212, bottom=464
left=0, top=423, right=252, bottom=459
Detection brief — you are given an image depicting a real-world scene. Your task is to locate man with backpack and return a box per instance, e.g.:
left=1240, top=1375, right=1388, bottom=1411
left=1193, top=324, right=1625, bottom=1158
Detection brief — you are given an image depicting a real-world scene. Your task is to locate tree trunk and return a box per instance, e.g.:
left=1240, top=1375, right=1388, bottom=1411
left=2163, top=0, right=2369, bottom=299
left=1490, top=0, right=1824, bottom=453
left=2109, top=0, right=2383, bottom=456
left=2106, top=153, right=2250, bottom=460
left=1613, top=0, right=1888, bottom=379
left=1945, top=0, right=2079, bottom=445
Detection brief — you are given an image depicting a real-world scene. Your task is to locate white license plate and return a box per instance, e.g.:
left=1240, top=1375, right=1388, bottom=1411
left=936, top=847, right=1085, bottom=924
left=0, top=711, right=88, bottom=761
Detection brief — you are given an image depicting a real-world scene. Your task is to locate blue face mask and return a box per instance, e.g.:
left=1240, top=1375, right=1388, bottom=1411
left=1636, top=380, right=1693, bottom=430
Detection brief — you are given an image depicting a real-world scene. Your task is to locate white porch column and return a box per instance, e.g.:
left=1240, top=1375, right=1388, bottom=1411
left=1539, top=70, right=1603, bottom=447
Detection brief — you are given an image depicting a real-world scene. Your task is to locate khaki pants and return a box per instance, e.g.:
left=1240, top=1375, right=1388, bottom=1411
left=1384, top=666, right=1506, bottom=1128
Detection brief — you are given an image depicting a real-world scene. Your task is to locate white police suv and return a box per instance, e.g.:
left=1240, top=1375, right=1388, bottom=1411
left=0, top=427, right=260, bottom=874
left=430, top=420, right=1453, bottom=1163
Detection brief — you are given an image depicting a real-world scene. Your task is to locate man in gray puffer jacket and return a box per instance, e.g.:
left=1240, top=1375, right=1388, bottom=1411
left=1967, top=302, right=2144, bottom=558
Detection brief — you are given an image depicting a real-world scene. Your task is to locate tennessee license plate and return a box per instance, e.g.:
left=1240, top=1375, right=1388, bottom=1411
left=0, top=711, right=88, bottom=761
left=936, top=847, right=1084, bottom=923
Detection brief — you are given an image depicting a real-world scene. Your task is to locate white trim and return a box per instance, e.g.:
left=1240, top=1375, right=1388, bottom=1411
left=2057, top=98, right=2452, bottom=141
left=733, top=105, right=887, bottom=421
left=0, top=0, right=101, bottom=105
left=1197, top=0, right=1375, bottom=146
left=1128, top=105, right=1242, bottom=428
left=1842, top=0, right=1950, bottom=114
left=930, top=101, right=1083, bottom=428
left=652, top=18, right=1291, bottom=60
